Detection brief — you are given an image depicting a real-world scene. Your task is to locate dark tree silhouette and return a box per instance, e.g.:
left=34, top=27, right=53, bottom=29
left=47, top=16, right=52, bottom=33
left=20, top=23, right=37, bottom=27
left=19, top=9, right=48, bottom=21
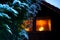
left=0, top=0, right=41, bottom=40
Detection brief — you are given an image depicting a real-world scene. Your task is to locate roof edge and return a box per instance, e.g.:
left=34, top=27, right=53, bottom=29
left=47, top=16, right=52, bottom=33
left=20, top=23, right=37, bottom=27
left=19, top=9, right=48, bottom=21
left=41, top=1, right=60, bottom=14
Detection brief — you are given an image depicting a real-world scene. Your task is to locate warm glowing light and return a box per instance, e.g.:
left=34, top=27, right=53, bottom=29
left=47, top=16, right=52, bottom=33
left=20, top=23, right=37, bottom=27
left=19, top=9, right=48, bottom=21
left=39, top=27, right=44, bottom=31
left=36, top=19, right=51, bottom=31
left=48, top=20, right=51, bottom=31
left=25, top=28, right=30, bottom=31
left=36, top=20, right=47, bottom=26
left=21, top=18, right=33, bottom=32
left=21, top=24, right=32, bottom=31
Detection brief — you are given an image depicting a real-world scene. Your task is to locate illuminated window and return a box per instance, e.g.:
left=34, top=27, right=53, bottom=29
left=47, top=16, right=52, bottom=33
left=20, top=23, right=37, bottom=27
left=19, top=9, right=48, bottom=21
left=36, top=19, right=51, bottom=31
left=21, top=18, right=33, bottom=32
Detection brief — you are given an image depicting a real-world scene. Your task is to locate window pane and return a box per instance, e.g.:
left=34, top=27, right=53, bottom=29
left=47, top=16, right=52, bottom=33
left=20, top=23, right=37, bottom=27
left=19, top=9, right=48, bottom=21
left=36, top=19, right=51, bottom=31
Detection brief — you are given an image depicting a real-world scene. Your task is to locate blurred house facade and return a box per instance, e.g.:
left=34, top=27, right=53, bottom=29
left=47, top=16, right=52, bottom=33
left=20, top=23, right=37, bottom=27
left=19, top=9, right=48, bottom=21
left=27, top=0, right=60, bottom=40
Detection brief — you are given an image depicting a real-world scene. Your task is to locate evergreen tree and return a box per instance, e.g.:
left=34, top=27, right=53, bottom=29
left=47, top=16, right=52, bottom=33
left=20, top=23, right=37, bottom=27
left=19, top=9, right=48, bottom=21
left=0, top=0, right=41, bottom=40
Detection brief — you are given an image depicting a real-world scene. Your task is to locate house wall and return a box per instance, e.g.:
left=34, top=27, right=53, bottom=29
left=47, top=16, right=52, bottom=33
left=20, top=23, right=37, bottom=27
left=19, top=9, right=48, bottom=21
left=28, top=3, right=60, bottom=40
